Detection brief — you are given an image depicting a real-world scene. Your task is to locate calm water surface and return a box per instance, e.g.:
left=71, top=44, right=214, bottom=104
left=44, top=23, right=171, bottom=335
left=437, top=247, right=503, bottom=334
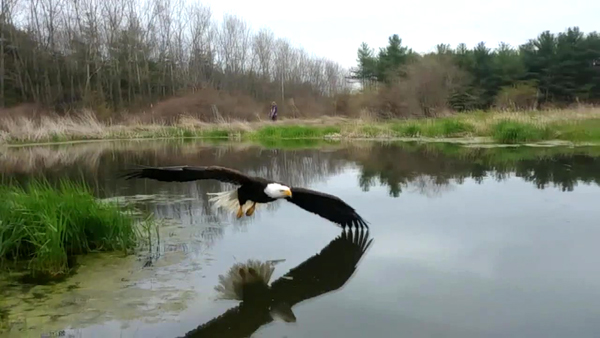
left=1, top=140, right=600, bottom=338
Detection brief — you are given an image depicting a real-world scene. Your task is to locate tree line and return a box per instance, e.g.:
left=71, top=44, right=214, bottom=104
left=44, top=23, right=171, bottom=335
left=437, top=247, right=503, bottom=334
left=351, top=28, right=600, bottom=113
left=3, top=0, right=599, bottom=121
left=0, top=0, right=350, bottom=119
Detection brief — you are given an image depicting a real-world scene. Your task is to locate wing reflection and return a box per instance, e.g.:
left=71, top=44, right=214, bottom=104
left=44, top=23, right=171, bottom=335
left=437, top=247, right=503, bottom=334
left=180, top=228, right=373, bottom=338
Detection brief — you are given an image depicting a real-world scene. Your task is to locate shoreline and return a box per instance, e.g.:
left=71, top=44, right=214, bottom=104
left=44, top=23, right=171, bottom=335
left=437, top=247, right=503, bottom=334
left=3, top=135, right=600, bottom=149
left=3, top=110, right=600, bottom=148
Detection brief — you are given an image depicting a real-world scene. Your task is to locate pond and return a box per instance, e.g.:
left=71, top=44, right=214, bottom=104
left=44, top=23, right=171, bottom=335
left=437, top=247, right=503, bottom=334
left=2, top=139, right=600, bottom=338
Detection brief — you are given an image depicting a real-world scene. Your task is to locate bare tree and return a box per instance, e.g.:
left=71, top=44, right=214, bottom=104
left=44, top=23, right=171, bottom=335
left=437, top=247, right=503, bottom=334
left=252, top=28, right=274, bottom=79
left=0, top=0, right=351, bottom=120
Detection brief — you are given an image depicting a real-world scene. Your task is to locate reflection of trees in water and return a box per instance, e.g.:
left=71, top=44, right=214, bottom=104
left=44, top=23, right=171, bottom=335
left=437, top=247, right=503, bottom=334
left=2, top=140, right=600, bottom=211
left=511, top=156, right=600, bottom=191
left=354, top=143, right=469, bottom=197
left=409, top=175, right=456, bottom=198
left=352, top=143, right=600, bottom=196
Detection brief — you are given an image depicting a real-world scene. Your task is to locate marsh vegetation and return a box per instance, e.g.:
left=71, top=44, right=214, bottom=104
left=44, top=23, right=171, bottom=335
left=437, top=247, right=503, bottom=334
left=0, top=178, right=155, bottom=278
left=1, top=108, right=600, bottom=146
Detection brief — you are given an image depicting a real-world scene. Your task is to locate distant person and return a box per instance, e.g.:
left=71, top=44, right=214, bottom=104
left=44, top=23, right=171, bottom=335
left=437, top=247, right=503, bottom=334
left=269, top=101, right=278, bottom=121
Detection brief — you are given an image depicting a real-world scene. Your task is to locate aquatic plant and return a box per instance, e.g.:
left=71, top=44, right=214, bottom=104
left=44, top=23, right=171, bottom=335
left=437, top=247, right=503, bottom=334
left=2, top=108, right=600, bottom=145
left=0, top=178, right=151, bottom=278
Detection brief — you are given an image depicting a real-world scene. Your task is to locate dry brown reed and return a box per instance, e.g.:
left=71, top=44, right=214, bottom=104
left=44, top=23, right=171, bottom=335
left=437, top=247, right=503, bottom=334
left=1, top=105, right=600, bottom=145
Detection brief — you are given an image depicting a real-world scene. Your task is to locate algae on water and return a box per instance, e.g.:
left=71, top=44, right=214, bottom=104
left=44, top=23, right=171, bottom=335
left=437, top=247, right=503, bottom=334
left=0, top=215, right=208, bottom=337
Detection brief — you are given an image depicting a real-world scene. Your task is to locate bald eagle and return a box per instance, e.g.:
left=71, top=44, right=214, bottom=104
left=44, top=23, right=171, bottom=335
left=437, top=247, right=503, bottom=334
left=121, top=165, right=369, bottom=229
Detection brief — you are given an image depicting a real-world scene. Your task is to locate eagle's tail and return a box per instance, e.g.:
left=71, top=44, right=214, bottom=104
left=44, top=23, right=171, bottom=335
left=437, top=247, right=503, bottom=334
left=206, top=189, right=266, bottom=214
left=207, top=189, right=241, bottom=213
left=213, top=259, right=285, bottom=301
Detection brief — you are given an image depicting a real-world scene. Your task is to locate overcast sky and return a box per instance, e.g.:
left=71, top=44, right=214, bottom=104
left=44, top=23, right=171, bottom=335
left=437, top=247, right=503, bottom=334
left=204, top=0, right=599, bottom=69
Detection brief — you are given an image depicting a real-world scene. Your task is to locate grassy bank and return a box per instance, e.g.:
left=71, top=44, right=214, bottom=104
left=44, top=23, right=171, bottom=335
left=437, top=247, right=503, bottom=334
left=0, top=179, right=151, bottom=278
left=2, top=108, right=600, bottom=146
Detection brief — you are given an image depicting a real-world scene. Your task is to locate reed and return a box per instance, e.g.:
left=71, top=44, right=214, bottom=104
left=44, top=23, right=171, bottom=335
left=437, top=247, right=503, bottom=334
left=0, top=178, right=149, bottom=277
left=2, top=108, right=600, bottom=145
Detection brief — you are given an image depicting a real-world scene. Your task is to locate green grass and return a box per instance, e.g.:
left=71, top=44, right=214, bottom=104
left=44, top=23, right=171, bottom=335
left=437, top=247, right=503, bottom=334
left=4, top=110, right=600, bottom=146
left=490, top=120, right=556, bottom=144
left=391, top=123, right=422, bottom=137
left=0, top=178, right=150, bottom=278
left=248, top=125, right=342, bottom=139
left=553, top=120, right=600, bottom=142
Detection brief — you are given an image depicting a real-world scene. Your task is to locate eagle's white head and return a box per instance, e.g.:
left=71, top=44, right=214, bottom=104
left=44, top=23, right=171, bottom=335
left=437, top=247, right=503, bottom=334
left=264, top=183, right=292, bottom=199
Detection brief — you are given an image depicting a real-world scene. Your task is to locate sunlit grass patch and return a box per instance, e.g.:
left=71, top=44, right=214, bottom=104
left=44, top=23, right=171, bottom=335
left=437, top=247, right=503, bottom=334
left=388, top=118, right=475, bottom=138
left=248, top=125, right=341, bottom=139
left=0, top=178, right=152, bottom=278
left=422, top=118, right=475, bottom=137
left=439, top=118, right=476, bottom=136
left=391, top=123, right=422, bottom=137
left=490, top=120, right=556, bottom=144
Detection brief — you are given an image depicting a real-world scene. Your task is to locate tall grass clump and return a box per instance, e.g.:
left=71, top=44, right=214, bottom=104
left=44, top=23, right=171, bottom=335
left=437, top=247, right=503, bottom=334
left=491, top=120, right=555, bottom=144
left=418, top=118, right=475, bottom=137
left=388, top=118, right=475, bottom=138
left=250, top=125, right=341, bottom=139
left=0, top=179, right=144, bottom=277
left=398, top=123, right=422, bottom=137
left=439, top=119, right=475, bottom=136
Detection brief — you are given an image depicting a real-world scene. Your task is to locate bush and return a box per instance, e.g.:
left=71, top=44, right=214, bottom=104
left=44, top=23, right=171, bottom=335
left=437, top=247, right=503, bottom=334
left=350, top=55, right=469, bottom=118
left=494, top=81, right=539, bottom=110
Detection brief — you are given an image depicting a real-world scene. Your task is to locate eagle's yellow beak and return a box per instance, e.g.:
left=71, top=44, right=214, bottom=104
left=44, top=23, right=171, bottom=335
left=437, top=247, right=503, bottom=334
left=283, top=189, right=292, bottom=197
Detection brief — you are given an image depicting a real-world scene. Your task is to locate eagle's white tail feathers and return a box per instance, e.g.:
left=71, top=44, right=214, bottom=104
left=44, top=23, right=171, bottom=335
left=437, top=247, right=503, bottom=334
left=213, top=259, right=283, bottom=300
left=206, top=189, right=240, bottom=213
left=207, top=189, right=267, bottom=214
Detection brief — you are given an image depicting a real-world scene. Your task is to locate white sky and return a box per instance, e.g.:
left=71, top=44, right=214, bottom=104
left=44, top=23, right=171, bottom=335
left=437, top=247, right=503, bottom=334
left=203, top=0, right=600, bottom=69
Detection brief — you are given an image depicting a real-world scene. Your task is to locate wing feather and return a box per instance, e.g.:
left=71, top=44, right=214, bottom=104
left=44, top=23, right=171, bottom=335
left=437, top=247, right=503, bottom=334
left=120, top=165, right=254, bottom=185
left=182, top=229, right=373, bottom=338
left=179, top=304, right=272, bottom=338
left=285, top=187, right=369, bottom=229
left=269, top=229, right=373, bottom=307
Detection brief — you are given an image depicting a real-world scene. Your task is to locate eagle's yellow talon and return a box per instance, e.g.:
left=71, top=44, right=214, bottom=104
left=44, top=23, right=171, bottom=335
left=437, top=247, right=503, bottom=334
left=246, top=202, right=256, bottom=216
left=236, top=206, right=244, bottom=219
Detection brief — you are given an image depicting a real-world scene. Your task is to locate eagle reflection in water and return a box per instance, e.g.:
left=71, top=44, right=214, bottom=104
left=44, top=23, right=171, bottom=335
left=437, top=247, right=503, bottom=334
left=179, top=228, right=373, bottom=338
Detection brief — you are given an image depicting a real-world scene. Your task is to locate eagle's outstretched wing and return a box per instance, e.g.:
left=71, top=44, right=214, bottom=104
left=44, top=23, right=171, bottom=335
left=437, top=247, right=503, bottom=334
left=180, top=229, right=373, bottom=338
left=120, top=165, right=255, bottom=185
left=268, top=228, right=373, bottom=307
left=286, top=187, right=369, bottom=229
left=179, top=304, right=272, bottom=338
